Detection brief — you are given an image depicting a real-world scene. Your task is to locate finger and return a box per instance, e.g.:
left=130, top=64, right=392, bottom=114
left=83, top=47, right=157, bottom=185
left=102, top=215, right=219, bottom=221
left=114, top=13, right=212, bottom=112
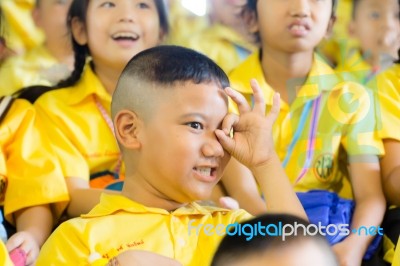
left=219, top=196, right=240, bottom=210
left=221, top=113, right=239, bottom=135
left=5, top=234, right=24, bottom=252
left=215, top=129, right=235, bottom=155
left=225, top=87, right=251, bottom=114
left=250, top=79, right=266, bottom=114
left=267, top=92, right=280, bottom=124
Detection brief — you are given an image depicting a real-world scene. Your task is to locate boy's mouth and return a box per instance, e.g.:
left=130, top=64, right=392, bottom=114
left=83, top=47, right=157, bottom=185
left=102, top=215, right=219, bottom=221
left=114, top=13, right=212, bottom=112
left=193, top=166, right=218, bottom=182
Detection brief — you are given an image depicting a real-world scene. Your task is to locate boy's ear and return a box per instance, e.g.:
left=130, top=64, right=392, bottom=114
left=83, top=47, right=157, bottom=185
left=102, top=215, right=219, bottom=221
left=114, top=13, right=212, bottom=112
left=32, top=8, right=42, bottom=28
left=242, top=8, right=258, bottom=35
left=114, top=110, right=143, bottom=150
left=325, top=16, right=337, bottom=39
left=71, top=17, right=88, bottom=45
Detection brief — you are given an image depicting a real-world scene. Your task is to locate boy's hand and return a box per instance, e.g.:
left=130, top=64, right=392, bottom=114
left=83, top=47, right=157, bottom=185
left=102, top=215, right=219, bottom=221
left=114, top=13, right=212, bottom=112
left=6, top=231, right=39, bottom=265
left=333, top=241, right=364, bottom=266
left=216, top=79, right=280, bottom=170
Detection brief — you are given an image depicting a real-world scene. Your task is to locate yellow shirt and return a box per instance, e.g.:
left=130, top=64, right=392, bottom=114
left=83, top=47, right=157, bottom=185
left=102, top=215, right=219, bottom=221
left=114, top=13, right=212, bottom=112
left=0, top=241, right=13, bottom=266
left=0, top=45, right=71, bottom=96
left=0, top=99, right=69, bottom=224
left=184, top=24, right=256, bottom=74
left=317, top=0, right=358, bottom=66
left=36, top=193, right=251, bottom=265
left=35, top=64, right=124, bottom=188
left=371, top=64, right=400, bottom=141
left=393, top=237, right=400, bottom=266
left=1, top=0, right=43, bottom=53
left=336, top=49, right=374, bottom=84
left=229, top=51, right=383, bottom=199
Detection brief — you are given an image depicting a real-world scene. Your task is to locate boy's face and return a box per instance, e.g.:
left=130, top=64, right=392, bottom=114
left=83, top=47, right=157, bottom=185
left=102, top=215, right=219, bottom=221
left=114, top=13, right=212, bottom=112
left=33, top=0, right=73, bottom=44
left=350, top=0, right=400, bottom=61
left=136, top=81, right=230, bottom=203
left=209, top=0, right=245, bottom=28
left=255, top=0, right=334, bottom=53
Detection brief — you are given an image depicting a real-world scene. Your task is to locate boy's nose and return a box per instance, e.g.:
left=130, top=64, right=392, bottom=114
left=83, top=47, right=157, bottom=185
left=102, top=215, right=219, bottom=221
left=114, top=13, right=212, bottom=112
left=289, top=0, right=311, bottom=17
left=201, top=134, right=225, bottom=158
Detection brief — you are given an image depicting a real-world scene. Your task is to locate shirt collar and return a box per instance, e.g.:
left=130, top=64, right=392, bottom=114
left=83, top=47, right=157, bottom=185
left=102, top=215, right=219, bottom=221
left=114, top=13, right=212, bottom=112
left=67, top=62, right=111, bottom=105
left=82, top=194, right=231, bottom=218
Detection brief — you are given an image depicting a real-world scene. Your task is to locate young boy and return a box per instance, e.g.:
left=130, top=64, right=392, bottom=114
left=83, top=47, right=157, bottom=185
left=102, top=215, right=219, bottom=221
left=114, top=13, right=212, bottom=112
left=211, top=213, right=338, bottom=266
left=221, top=0, right=386, bottom=265
left=0, top=0, right=73, bottom=96
left=36, top=45, right=306, bottom=265
left=336, top=0, right=400, bottom=84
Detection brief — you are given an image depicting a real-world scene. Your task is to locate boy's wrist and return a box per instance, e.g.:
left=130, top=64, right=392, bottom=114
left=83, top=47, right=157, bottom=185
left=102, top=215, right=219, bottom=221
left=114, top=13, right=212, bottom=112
left=250, top=153, right=282, bottom=179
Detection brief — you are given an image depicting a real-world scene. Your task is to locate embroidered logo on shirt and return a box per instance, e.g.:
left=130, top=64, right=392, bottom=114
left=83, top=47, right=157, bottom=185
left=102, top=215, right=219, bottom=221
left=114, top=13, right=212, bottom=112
left=102, top=239, right=145, bottom=259
left=313, top=154, right=334, bottom=182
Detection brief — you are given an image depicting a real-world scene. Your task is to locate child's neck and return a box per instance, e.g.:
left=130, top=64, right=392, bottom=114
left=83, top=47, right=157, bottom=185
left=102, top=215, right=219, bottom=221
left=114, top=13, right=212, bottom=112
left=122, top=174, right=187, bottom=212
left=260, top=48, right=314, bottom=105
left=93, top=63, right=124, bottom=95
left=45, top=40, right=74, bottom=71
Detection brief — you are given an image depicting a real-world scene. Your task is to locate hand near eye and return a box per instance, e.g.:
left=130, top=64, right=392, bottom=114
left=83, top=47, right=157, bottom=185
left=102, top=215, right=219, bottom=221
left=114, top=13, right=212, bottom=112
left=215, top=79, right=280, bottom=171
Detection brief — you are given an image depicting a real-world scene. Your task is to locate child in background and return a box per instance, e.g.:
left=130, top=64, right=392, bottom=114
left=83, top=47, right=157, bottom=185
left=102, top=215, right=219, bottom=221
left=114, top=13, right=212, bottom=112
left=36, top=45, right=305, bottom=265
left=371, top=50, right=400, bottom=265
left=0, top=0, right=43, bottom=54
left=212, top=214, right=338, bottom=266
left=336, top=0, right=400, bottom=84
left=0, top=0, right=74, bottom=96
left=18, top=0, right=169, bottom=218
left=183, top=0, right=256, bottom=74
left=0, top=5, right=69, bottom=265
left=222, top=0, right=386, bottom=265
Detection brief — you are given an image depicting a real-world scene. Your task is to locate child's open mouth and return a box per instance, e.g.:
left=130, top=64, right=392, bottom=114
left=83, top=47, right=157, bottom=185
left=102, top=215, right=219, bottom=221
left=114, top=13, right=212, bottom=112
left=193, top=167, right=218, bottom=182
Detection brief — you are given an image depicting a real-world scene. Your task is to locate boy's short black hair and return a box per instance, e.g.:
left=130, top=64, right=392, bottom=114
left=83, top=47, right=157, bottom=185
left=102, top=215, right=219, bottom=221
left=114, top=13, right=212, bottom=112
left=211, top=214, right=338, bottom=266
left=111, top=45, right=230, bottom=120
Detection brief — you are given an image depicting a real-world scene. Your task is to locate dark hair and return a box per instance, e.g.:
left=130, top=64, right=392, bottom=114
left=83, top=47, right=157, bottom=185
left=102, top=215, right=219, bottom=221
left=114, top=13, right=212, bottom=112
left=211, top=214, right=337, bottom=266
left=17, top=0, right=169, bottom=103
left=112, top=45, right=230, bottom=118
left=118, top=45, right=229, bottom=88
left=396, top=48, right=400, bottom=64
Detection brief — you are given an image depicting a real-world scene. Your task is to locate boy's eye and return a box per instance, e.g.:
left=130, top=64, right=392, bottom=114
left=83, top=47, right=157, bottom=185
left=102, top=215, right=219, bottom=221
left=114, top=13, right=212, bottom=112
left=369, top=11, right=381, bottom=19
left=186, top=122, right=204, bottom=130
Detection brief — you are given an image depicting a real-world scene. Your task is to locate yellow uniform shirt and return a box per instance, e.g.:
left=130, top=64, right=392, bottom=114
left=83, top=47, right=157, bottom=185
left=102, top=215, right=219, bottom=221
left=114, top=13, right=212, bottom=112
left=36, top=193, right=252, bottom=265
left=0, top=241, right=13, bottom=266
left=336, top=49, right=374, bottom=84
left=371, top=64, right=400, bottom=141
left=0, top=99, right=69, bottom=224
left=184, top=24, right=256, bottom=74
left=35, top=64, right=124, bottom=189
left=317, top=0, right=358, bottom=66
left=393, top=237, right=400, bottom=266
left=229, top=51, right=383, bottom=199
left=0, top=45, right=71, bottom=96
left=1, top=0, right=43, bottom=53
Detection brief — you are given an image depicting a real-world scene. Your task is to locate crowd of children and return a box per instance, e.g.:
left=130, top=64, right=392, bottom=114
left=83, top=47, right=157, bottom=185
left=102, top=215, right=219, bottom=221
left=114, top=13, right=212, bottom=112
left=0, top=0, right=399, bottom=265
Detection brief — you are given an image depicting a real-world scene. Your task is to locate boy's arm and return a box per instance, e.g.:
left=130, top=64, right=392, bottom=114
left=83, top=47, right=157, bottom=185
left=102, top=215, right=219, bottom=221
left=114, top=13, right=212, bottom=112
left=333, top=162, right=386, bottom=266
left=6, top=205, right=53, bottom=265
left=216, top=80, right=306, bottom=219
left=380, top=139, right=400, bottom=206
left=220, top=158, right=267, bottom=215
left=66, top=177, right=120, bottom=217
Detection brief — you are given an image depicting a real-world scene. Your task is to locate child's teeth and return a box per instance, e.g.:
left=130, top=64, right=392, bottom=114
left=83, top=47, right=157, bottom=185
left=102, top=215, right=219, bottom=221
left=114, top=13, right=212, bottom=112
left=197, top=167, right=211, bottom=176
